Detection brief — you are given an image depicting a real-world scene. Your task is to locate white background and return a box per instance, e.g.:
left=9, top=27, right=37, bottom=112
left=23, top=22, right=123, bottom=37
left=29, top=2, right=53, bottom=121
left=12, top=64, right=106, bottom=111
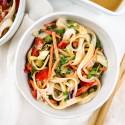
left=0, top=0, right=125, bottom=125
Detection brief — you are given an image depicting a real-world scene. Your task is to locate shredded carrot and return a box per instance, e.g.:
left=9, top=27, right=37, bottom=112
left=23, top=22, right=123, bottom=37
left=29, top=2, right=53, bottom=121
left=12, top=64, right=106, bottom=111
left=49, top=99, right=57, bottom=105
left=69, top=65, right=77, bottom=71
left=48, top=45, right=54, bottom=78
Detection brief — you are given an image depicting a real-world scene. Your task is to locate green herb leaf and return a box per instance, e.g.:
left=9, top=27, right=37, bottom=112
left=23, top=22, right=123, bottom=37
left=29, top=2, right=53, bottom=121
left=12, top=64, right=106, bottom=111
left=67, top=20, right=76, bottom=27
left=60, top=55, right=68, bottom=65
left=67, top=20, right=79, bottom=32
left=31, top=66, right=37, bottom=76
left=63, top=91, right=68, bottom=96
left=63, top=91, right=69, bottom=101
left=44, top=35, right=52, bottom=43
left=66, top=68, right=72, bottom=74
left=56, top=65, right=61, bottom=74
left=35, top=60, right=43, bottom=68
left=47, top=25, right=56, bottom=30
left=88, top=67, right=97, bottom=78
left=55, top=29, right=65, bottom=36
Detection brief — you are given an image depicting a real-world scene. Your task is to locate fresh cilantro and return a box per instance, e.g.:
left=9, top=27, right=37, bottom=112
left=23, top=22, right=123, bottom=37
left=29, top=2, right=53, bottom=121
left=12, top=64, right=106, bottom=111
left=56, top=65, right=61, bottom=74
left=60, top=55, right=68, bottom=65
left=31, top=66, right=37, bottom=76
left=66, top=68, right=72, bottom=74
left=55, top=29, right=65, bottom=36
left=47, top=25, right=56, bottom=30
left=88, top=67, right=98, bottom=79
left=88, top=63, right=101, bottom=78
left=67, top=20, right=76, bottom=27
left=44, top=35, right=52, bottom=43
left=67, top=20, right=79, bottom=33
left=63, top=91, right=69, bottom=101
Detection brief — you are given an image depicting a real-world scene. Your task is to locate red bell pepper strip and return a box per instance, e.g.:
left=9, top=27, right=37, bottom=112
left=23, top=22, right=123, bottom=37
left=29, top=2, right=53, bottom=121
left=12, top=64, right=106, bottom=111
left=36, top=68, right=49, bottom=81
left=76, top=86, right=89, bottom=97
left=34, top=37, right=43, bottom=49
left=79, top=81, right=95, bottom=87
left=58, top=41, right=69, bottom=49
left=24, top=63, right=32, bottom=73
left=76, top=81, right=97, bottom=97
left=0, top=0, right=8, bottom=10
left=31, top=47, right=39, bottom=57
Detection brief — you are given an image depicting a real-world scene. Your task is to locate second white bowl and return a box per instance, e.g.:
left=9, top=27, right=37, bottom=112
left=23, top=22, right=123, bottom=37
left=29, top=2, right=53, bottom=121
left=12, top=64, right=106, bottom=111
left=0, top=0, right=25, bottom=46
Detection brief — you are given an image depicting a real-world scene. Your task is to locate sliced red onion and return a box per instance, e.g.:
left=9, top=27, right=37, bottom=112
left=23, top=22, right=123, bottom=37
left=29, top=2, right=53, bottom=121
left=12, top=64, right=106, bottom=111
left=69, top=89, right=74, bottom=99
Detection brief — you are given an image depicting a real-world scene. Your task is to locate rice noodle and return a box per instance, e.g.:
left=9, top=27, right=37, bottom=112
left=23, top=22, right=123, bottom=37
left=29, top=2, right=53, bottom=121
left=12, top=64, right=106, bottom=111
left=25, top=18, right=108, bottom=110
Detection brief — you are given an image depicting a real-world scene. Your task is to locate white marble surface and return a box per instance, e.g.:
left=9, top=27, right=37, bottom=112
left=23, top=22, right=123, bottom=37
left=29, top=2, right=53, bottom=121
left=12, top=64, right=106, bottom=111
left=0, top=0, right=125, bottom=125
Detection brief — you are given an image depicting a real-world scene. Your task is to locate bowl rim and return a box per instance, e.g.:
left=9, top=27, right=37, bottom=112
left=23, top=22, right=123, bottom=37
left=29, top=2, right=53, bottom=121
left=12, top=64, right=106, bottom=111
left=0, top=0, right=26, bottom=46
left=75, top=0, right=125, bottom=16
left=15, top=12, right=119, bottom=119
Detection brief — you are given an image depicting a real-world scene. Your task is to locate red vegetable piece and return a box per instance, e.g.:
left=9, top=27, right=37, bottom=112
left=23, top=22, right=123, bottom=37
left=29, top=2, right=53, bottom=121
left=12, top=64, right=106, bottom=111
left=32, top=90, right=37, bottom=99
left=36, top=68, right=49, bottom=81
left=0, top=0, right=8, bottom=10
left=31, top=47, right=39, bottom=57
left=76, top=86, right=89, bottom=97
left=16, top=0, right=20, bottom=11
left=0, top=16, right=3, bottom=22
left=80, top=81, right=95, bottom=87
left=34, top=37, right=43, bottom=49
left=24, top=63, right=32, bottom=73
left=58, top=41, right=69, bottom=49
left=72, top=41, right=78, bottom=48
left=45, top=30, right=53, bottom=35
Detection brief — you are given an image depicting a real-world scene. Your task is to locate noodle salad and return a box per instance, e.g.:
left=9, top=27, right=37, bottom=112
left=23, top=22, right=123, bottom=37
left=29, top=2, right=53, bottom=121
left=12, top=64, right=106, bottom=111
left=24, top=18, right=108, bottom=109
left=0, top=0, right=19, bottom=38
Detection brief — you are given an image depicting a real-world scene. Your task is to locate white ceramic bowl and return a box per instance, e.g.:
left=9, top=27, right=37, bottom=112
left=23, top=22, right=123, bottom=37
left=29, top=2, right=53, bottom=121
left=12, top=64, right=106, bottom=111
left=15, top=12, right=119, bottom=119
left=72, top=0, right=125, bottom=15
left=0, top=0, right=25, bottom=46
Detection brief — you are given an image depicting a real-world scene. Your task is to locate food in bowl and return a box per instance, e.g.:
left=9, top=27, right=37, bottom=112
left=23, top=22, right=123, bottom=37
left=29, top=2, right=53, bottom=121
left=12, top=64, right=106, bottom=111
left=24, top=18, right=108, bottom=109
left=0, top=0, right=19, bottom=38
left=91, top=0, right=123, bottom=11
